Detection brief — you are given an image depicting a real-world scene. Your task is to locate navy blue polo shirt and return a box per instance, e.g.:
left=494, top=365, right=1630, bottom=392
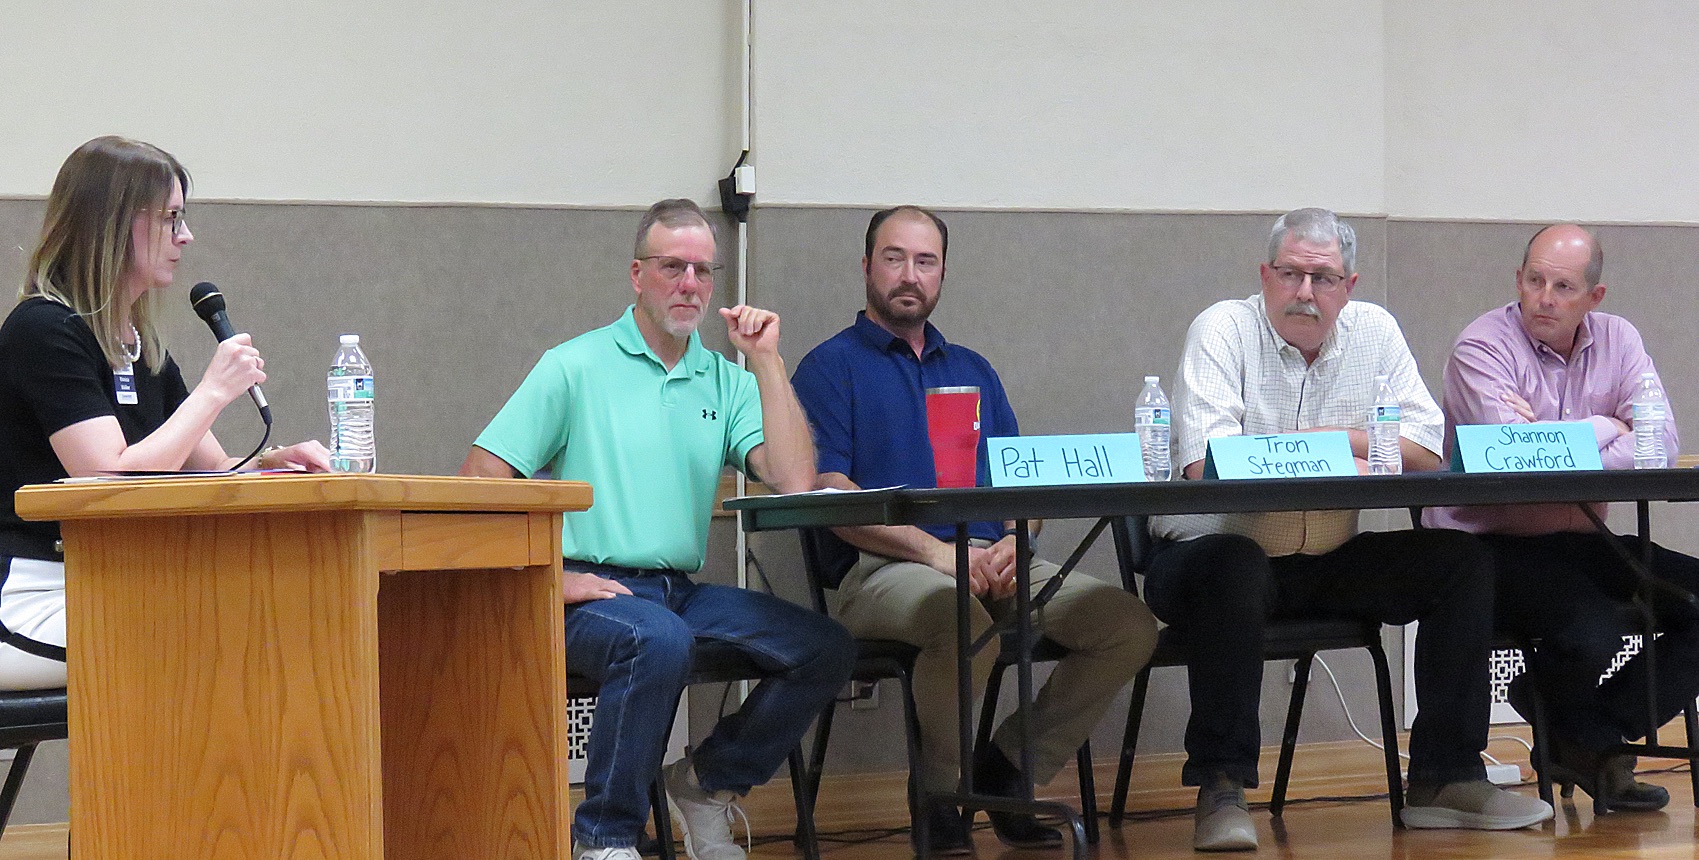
left=792, top=312, right=1019, bottom=544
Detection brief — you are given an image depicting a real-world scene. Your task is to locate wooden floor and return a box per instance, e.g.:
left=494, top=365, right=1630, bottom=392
left=4, top=771, right=1692, bottom=859
left=776, top=770, right=1699, bottom=859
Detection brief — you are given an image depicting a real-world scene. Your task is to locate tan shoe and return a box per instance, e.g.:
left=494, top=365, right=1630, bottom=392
left=1402, top=779, right=1553, bottom=830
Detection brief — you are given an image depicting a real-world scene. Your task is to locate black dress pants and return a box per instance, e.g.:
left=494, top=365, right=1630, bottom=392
left=1486, top=531, right=1699, bottom=750
left=1144, top=529, right=1494, bottom=788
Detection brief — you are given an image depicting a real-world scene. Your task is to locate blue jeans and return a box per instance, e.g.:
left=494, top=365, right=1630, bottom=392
left=565, top=569, right=855, bottom=849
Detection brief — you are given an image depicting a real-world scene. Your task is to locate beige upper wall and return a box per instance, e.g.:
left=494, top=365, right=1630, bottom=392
left=0, top=1, right=743, bottom=205
left=751, top=1, right=1385, bottom=212
left=1385, top=2, right=1699, bottom=222
left=5, top=2, right=1699, bottom=222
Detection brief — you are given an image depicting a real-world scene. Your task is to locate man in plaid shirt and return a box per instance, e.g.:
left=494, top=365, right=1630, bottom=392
left=1148, top=208, right=1552, bottom=851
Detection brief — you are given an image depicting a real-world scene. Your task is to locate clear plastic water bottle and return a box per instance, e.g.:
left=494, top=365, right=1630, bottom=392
left=1367, top=374, right=1402, bottom=475
left=327, top=334, right=376, bottom=473
left=1633, top=371, right=1668, bottom=470
left=1134, top=376, right=1172, bottom=482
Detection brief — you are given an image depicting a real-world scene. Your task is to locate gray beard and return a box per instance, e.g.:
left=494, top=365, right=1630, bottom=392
left=661, top=311, right=703, bottom=338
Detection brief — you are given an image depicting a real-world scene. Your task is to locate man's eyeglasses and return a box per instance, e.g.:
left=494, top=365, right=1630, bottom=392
left=1270, top=266, right=1347, bottom=292
left=160, top=207, right=188, bottom=237
left=640, top=255, right=722, bottom=283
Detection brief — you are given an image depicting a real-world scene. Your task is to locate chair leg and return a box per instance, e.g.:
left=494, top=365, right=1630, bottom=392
left=787, top=746, right=821, bottom=860
left=650, top=778, right=677, bottom=860
left=1109, top=665, right=1152, bottom=825
left=807, top=703, right=836, bottom=806
left=1367, top=637, right=1404, bottom=827
left=897, top=667, right=927, bottom=855
left=1527, top=678, right=1555, bottom=807
left=1685, top=702, right=1699, bottom=807
left=0, top=743, right=37, bottom=835
left=975, top=663, right=1007, bottom=767
left=796, top=702, right=836, bottom=845
left=1075, top=740, right=1099, bottom=844
left=1270, top=654, right=1315, bottom=818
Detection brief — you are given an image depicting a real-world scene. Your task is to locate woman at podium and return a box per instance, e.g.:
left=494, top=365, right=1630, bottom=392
left=0, top=136, right=330, bottom=689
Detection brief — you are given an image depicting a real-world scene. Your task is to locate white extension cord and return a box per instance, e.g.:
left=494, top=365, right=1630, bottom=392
left=1308, top=654, right=1531, bottom=785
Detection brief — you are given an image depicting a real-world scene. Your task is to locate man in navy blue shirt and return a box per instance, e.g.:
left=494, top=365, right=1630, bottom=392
left=792, top=206, right=1157, bottom=854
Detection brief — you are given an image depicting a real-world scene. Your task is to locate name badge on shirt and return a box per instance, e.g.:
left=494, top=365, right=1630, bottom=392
left=986, top=433, right=1145, bottom=487
left=1203, top=431, right=1356, bottom=479
left=114, top=364, right=138, bottom=405
left=1451, top=422, right=1602, bottom=473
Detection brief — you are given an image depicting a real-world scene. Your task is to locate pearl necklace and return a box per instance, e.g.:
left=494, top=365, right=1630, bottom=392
left=122, top=325, right=141, bottom=365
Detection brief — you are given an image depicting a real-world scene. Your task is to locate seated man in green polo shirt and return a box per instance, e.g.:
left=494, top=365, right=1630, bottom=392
left=459, top=198, right=856, bottom=860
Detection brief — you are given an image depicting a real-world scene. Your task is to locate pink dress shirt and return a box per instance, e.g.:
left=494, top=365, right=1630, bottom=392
left=1424, top=303, right=1678, bottom=535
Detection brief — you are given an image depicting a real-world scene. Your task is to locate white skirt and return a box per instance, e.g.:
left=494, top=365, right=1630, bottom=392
left=0, top=557, right=66, bottom=690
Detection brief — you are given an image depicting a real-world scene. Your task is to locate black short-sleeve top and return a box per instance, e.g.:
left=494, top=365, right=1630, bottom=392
left=0, top=297, right=189, bottom=559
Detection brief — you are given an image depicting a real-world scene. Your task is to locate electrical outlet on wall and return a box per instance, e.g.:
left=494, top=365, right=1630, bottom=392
left=848, top=680, right=880, bottom=710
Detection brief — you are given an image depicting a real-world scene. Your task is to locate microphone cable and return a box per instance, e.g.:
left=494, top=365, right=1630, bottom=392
left=229, top=419, right=272, bottom=472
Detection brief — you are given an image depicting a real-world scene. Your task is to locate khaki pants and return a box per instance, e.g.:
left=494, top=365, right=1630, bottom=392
left=836, top=542, right=1157, bottom=792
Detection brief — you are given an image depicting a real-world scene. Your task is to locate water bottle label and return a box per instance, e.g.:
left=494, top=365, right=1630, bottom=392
left=328, top=376, right=375, bottom=402
left=1634, top=403, right=1666, bottom=422
left=1373, top=405, right=1402, bottom=422
left=1135, top=407, right=1170, bottom=426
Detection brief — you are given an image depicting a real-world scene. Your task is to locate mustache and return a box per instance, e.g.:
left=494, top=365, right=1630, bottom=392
left=1282, top=300, right=1322, bottom=319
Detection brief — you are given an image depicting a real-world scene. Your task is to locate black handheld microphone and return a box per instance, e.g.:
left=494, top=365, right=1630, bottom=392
left=189, top=282, right=272, bottom=425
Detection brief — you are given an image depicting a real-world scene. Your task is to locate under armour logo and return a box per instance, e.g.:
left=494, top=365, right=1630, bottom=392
left=702, top=409, right=718, bottom=420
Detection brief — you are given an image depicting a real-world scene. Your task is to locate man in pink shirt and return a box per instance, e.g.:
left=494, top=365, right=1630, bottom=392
left=1427, top=223, right=1699, bottom=812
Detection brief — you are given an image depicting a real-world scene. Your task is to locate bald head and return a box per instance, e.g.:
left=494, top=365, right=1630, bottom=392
left=1515, top=223, right=1606, bottom=358
left=1522, top=224, right=1603, bottom=288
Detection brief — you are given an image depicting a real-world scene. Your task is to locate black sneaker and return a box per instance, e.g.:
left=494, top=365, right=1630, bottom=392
left=920, top=804, right=974, bottom=857
left=973, top=745, right=1063, bottom=849
left=1509, top=673, right=1668, bottom=811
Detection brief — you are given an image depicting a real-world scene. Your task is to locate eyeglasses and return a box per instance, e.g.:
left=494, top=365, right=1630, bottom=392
left=1270, top=266, right=1347, bottom=293
left=639, top=255, right=722, bottom=283
left=877, top=251, right=942, bottom=275
left=160, top=207, right=188, bottom=237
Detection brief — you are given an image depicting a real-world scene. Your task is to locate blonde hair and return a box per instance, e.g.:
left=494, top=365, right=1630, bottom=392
left=21, top=136, right=190, bottom=372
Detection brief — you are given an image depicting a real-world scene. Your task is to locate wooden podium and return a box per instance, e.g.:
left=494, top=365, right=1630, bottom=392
left=14, top=473, right=592, bottom=860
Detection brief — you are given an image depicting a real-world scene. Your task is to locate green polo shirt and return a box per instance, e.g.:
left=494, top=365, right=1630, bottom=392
left=475, top=306, right=765, bottom=571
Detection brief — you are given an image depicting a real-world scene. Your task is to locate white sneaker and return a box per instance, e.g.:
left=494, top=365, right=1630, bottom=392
left=1193, top=776, right=1258, bottom=852
left=572, top=845, right=641, bottom=860
left=662, top=757, right=750, bottom=860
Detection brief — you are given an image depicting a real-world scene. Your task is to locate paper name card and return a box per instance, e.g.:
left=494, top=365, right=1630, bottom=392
left=1203, top=431, right=1356, bottom=479
left=986, top=433, right=1145, bottom=487
left=1452, top=422, right=1603, bottom=473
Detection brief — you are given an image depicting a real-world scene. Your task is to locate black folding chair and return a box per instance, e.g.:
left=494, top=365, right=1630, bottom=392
left=974, top=637, right=1103, bottom=843
left=567, top=644, right=819, bottom=860
left=1405, top=505, right=1699, bottom=814
left=802, top=527, right=1102, bottom=847
left=1106, top=516, right=1404, bottom=827
left=796, top=528, right=927, bottom=852
left=0, top=687, right=67, bottom=840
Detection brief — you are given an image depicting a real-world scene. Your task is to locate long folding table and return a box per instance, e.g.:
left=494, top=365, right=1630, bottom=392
left=728, top=469, right=1699, bottom=858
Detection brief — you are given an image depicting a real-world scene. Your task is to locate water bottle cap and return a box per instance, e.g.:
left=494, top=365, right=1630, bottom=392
left=339, top=334, right=360, bottom=345
left=1143, top=375, right=1159, bottom=384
